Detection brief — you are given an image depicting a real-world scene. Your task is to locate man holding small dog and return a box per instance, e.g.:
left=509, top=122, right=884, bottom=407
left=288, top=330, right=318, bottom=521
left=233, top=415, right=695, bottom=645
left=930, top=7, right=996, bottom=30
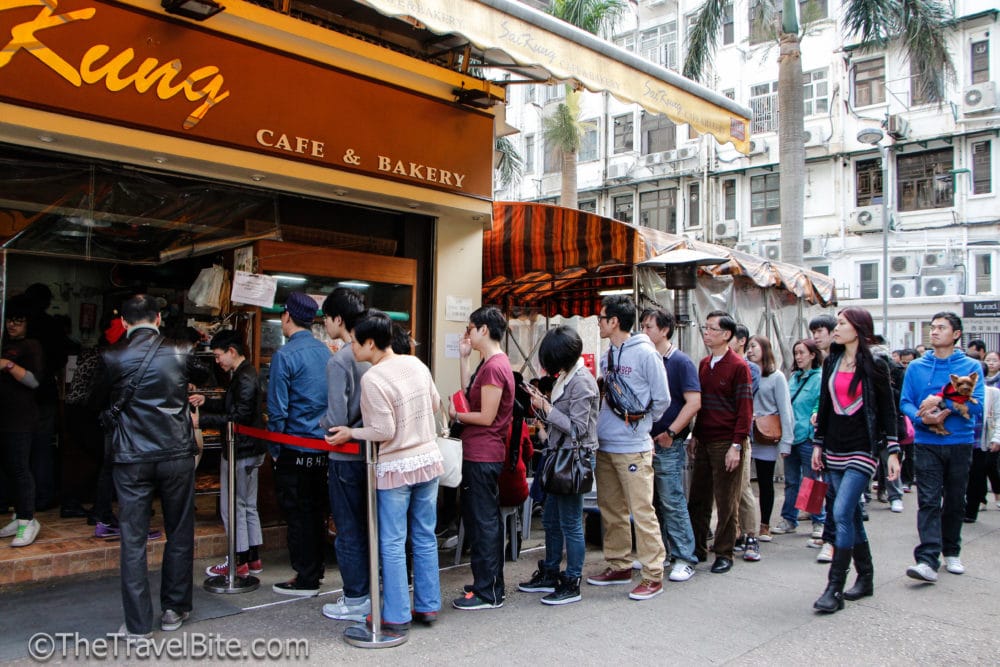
left=899, top=312, right=984, bottom=582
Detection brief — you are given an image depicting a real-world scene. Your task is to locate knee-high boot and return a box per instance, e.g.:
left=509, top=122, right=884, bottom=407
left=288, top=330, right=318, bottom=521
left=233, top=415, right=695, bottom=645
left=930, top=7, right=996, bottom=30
left=843, top=541, right=874, bottom=601
left=813, top=547, right=852, bottom=613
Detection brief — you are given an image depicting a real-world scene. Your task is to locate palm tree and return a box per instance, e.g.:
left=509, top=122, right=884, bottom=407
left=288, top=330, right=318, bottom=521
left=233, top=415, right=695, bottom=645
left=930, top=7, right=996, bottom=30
left=495, top=136, right=524, bottom=192
left=684, top=0, right=955, bottom=266
left=545, top=0, right=626, bottom=209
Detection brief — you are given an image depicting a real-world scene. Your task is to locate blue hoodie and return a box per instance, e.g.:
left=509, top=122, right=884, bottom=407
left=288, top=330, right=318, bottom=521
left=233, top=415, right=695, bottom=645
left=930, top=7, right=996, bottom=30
left=900, top=349, right=985, bottom=445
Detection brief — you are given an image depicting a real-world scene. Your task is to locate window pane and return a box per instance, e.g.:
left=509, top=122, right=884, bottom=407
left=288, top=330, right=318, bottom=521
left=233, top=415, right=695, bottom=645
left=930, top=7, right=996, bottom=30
left=971, top=40, right=990, bottom=85
left=613, top=114, right=634, bottom=154
left=854, top=58, right=885, bottom=107
left=613, top=194, right=633, bottom=224
left=688, top=183, right=700, bottom=229
left=972, top=140, right=992, bottom=195
left=724, top=179, right=737, bottom=219
left=896, top=148, right=953, bottom=211
left=750, top=173, right=780, bottom=227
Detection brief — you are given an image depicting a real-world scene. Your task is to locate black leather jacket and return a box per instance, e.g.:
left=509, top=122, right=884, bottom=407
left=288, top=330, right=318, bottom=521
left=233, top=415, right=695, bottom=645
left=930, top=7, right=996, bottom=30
left=93, top=327, right=208, bottom=464
left=199, top=359, right=266, bottom=459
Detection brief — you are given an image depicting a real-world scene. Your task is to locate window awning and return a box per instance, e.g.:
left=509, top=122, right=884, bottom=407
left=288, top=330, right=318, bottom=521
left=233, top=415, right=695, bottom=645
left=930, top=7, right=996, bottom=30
left=357, top=0, right=752, bottom=153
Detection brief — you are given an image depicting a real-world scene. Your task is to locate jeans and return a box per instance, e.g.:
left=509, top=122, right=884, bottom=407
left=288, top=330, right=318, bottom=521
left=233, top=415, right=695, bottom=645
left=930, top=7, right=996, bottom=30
left=914, top=443, right=973, bottom=570
left=0, top=432, right=35, bottom=520
left=652, top=443, right=697, bottom=564
left=378, top=478, right=440, bottom=624
left=328, top=459, right=370, bottom=599
left=460, top=461, right=504, bottom=603
left=219, top=454, right=264, bottom=553
left=877, top=448, right=903, bottom=501
left=595, top=450, right=665, bottom=581
left=274, top=450, right=329, bottom=588
left=781, top=442, right=826, bottom=526
left=542, top=491, right=586, bottom=578
left=114, top=457, right=196, bottom=634
left=825, top=467, right=870, bottom=550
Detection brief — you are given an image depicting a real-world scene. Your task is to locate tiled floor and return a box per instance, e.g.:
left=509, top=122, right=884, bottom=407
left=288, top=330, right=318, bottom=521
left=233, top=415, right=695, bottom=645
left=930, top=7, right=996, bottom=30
left=0, top=495, right=285, bottom=589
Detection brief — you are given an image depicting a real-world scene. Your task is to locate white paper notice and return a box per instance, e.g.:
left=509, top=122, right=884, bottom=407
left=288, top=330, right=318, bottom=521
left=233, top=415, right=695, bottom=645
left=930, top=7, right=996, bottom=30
left=444, top=333, right=461, bottom=358
left=446, top=295, right=473, bottom=322
left=231, top=271, right=278, bottom=308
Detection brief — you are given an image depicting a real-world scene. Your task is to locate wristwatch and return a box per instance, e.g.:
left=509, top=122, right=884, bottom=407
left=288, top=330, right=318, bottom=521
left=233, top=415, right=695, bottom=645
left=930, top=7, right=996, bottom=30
left=666, top=428, right=678, bottom=440
left=731, top=443, right=743, bottom=451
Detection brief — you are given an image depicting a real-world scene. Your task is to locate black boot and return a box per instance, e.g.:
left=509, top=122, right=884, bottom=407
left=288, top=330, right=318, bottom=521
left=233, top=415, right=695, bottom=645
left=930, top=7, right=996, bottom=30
left=844, top=541, right=874, bottom=601
left=541, top=573, right=581, bottom=605
left=813, top=547, right=852, bottom=613
left=517, top=560, right=559, bottom=593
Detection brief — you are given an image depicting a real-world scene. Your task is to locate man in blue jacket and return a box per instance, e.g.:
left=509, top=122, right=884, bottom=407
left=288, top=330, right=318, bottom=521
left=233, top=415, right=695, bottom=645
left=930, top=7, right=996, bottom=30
left=900, top=312, right=984, bottom=582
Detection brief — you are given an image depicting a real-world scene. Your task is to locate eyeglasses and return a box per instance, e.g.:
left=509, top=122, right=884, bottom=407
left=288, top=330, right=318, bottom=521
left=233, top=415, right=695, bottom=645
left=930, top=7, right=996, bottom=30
left=699, top=326, right=724, bottom=333
left=597, top=315, right=612, bottom=322
left=5, top=317, right=26, bottom=325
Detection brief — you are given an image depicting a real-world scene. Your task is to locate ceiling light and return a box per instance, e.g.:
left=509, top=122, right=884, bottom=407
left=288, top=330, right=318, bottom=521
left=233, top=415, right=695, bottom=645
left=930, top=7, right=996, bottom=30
left=273, top=275, right=308, bottom=283
left=153, top=156, right=168, bottom=164
left=598, top=288, right=633, bottom=296
left=856, top=127, right=885, bottom=146
left=406, top=202, right=420, bottom=209
left=38, top=135, right=56, bottom=143
left=250, top=174, right=266, bottom=182
left=337, top=281, right=371, bottom=289
left=161, top=0, right=224, bottom=21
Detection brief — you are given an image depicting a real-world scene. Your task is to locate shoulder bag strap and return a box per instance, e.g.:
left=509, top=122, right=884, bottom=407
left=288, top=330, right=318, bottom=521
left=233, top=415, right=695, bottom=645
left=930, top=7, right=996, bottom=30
left=109, top=336, right=164, bottom=419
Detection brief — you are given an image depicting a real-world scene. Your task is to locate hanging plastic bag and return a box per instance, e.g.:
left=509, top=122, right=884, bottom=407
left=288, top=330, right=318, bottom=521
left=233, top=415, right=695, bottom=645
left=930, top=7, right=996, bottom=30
left=189, top=265, right=225, bottom=309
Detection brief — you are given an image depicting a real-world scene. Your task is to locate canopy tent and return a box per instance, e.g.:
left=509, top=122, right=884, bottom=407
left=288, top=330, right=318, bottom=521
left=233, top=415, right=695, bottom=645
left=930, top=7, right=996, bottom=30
left=355, top=0, right=751, bottom=153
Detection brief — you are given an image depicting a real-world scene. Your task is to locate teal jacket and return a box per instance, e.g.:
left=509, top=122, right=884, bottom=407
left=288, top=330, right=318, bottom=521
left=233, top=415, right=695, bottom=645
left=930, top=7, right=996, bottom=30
left=788, top=367, right=821, bottom=444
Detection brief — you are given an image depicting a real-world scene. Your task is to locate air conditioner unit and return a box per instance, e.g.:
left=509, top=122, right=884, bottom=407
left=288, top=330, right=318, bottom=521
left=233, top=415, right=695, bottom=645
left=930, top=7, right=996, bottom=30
left=734, top=242, right=754, bottom=254
left=676, top=147, right=698, bottom=160
left=922, top=252, right=948, bottom=268
left=889, top=278, right=919, bottom=299
left=921, top=273, right=962, bottom=297
left=847, top=205, right=883, bottom=233
left=963, top=82, right=998, bottom=115
left=889, top=255, right=914, bottom=274
left=715, top=220, right=738, bottom=239
left=803, top=126, right=824, bottom=148
left=803, top=237, right=822, bottom=257
left=762, top=243, right=781, bottom=261
left=887, top=114, right=910, bottom=140
left=644, top=152, right=664, bottom=166
left=747, top=139, right=767, bottom=156
left=607, top=163, right=630, bottom=179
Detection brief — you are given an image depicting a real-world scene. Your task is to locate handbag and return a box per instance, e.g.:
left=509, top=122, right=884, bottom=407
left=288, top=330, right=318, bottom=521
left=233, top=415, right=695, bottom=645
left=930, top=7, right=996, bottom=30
left=435, top=410, right=462, bottom=488
left=541, top=425, right=594, bottom=495
left=752, top=414, right=782, bottom=445
left=795, top=474, right=828, bottom=515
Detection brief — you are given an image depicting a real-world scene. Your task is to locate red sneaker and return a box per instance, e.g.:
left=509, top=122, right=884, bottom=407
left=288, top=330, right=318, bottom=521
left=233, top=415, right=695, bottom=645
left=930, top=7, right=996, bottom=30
left=628, top=579, right=663, bottom=600
left=585, top=567, right=633, bottom=586
left=247, top=559, right=263, bottom=574
left=205, top=560, right=250, bottom=578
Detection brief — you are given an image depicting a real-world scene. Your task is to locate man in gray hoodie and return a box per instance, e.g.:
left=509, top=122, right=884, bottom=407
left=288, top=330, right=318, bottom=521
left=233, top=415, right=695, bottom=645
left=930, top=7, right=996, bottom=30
left=585, top=295, right=670, bottom=601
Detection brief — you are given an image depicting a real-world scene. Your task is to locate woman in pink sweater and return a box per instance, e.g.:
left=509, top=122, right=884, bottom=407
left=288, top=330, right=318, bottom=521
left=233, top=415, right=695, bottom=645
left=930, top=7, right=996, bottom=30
left=327, top=310, right=443, bottom=638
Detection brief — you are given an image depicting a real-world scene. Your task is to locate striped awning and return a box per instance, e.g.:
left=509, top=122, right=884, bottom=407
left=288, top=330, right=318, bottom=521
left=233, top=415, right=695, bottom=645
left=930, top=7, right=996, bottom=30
left=484, top=202, right=836, bottom=318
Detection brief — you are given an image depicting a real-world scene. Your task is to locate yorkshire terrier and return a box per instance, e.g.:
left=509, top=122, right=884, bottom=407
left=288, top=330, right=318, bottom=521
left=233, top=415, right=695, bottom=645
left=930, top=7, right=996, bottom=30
left=918, top=372, right=979, bottom=436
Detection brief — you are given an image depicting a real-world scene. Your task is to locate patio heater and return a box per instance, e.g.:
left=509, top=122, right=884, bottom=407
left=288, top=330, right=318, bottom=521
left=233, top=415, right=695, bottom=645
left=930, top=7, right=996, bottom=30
left=639, top=248, right=728, bottom=353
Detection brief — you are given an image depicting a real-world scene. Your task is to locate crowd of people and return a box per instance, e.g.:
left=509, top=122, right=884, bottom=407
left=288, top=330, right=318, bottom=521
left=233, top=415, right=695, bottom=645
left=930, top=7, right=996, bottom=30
left=2, top=286, right=997, bottom=638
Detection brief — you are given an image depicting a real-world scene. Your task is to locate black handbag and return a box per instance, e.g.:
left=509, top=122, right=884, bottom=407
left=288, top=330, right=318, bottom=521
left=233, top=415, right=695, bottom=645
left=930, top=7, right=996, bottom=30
left=541, top=425, right=594, bottom=495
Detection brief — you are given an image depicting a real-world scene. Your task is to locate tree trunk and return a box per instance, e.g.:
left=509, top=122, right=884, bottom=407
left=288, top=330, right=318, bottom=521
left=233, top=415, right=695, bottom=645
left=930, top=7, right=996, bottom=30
left=777, top=31, right=804, bottom=267
left=560, top=148, right=578, bottom=209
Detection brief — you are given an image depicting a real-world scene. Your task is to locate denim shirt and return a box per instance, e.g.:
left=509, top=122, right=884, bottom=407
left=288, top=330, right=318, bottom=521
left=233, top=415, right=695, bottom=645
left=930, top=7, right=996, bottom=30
left=266, top=329, right=330, bottom=456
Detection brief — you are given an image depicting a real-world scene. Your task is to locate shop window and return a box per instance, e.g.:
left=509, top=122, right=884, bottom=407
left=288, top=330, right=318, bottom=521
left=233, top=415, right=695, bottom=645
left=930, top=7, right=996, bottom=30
left=897, top=148, right=953, bottom=212
left=579, top=199, right=597, bottom=214
left=638, top=189, right=676, bottom=233
left=723, top=179, right=737, bottom=220
left=641, top=21, right=678, bottom=70
left=859, top=262, right=879, bottom=299
left=803, top=69, right=828, bottom=116
left=975, top=253, right=993, bottom=294
left=579, top=120, right=599, bottom=162
left=543, top=139, right=561, bottom=174
left=910, top=60, right=941, bottom=106
left=524, top=134, right=535, bottom=174
left=641, top=114, right=676, bottom=155
left=971, top=39, right=990, bottom=85
left=613, top=114, right=634, bottom=154
left=853, top=57, right=885, bottom=107
left=687, top=183, right=700, bottom=229
left=750, top=81, right=778, bottom=134
left=855, top=158, right=883, bottom=206
left=750, top=173, right=780, bottom=227
left=613, top=194, right=634, bottom=224
left=972, top=140, right=992, bottom=195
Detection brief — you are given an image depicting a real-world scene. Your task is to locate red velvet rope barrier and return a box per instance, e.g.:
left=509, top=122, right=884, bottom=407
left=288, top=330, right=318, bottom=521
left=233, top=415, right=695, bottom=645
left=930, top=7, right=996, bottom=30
left=233, top=424, right=361, bottom=456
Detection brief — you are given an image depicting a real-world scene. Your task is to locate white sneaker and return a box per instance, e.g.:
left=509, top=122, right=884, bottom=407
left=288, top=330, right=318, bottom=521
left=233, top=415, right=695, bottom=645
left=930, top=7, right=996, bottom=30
left=322, top=595, right=371, bottom=622
left=669, top=562, right=695, bottom=582
left=770, top=519, right=797, bottom=535
left=810, top=522, right=824, bottom=539
left=906, top=562, right=938, bottom=583
left=890, top=499, right=904, bottom=513
left=11, top=519, right=40, bottom=547
left=944, top=556, right=965, bottom=575
left=816, top=542, right=834, bottom=563
left=0, top=515, right=17, bottom=538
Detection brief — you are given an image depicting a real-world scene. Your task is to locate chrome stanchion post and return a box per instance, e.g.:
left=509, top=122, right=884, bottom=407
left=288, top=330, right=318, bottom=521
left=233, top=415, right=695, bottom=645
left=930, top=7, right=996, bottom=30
left=344, top=439, right=406, bottom=648
left=204, top=421, right=259, bottom=594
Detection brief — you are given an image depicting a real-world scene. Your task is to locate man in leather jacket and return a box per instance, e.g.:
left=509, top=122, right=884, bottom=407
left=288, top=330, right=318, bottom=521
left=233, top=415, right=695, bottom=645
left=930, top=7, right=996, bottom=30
left=91, top=294, right=207, bottom=636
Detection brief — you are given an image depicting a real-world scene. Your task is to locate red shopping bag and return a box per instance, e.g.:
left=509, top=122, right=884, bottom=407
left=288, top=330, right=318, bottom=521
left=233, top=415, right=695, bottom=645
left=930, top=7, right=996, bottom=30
left=795, top=475, right=828, bottom=515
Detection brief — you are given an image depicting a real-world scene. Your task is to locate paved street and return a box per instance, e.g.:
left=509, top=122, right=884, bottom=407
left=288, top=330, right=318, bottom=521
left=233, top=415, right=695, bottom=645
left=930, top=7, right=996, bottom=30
left=172, top=496, right=1000, bottom=665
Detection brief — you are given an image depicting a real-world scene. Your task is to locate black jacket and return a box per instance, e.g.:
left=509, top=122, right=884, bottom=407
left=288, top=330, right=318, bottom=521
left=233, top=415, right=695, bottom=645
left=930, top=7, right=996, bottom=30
left=199, top=359, right=266, bottom=459
left=93, top=327, right=208, bottom=464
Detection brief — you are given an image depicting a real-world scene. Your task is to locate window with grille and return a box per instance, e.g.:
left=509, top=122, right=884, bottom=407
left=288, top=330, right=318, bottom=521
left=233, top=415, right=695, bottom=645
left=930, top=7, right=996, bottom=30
left=639, top=189, right=676, bottom=233
left=579, top=120, right=599, bottom=162
left=972, top=140, right=991, bottom=195
left=687, top=183, right=700, bottom=229
left=971, top=40, right=989, bottom=85
left=614, top=34, right=636, bottom=53
left=750, top=173, right=780, bottom=227
left=723, top=179, right=737, bottom=219
left=803, top=69, right=828, bottom=116
left=750, top=82, right=778, bottom=134
left=613, top=114, right=634, bottom=154
left=896, top=149, right=953, bottom=211
left=640, top=21, right=678, bottom=70
left=855, top=158, right=883, bottom=206
left=524, top=134, right=535, bottom=174
left=859, top=262, right=879, bottom=299
left=975, top=253, right=993, bottom=294
left=853, top=58, right=885, bottom=107
left=641, top=114, right=676, bottom=155
left=613, top=194, right=634, bottom=224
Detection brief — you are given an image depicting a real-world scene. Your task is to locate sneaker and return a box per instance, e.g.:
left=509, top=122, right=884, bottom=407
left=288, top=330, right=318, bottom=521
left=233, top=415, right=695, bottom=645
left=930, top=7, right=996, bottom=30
left=903, top=485, right=912, bottom=493
left=806, top=537, right=824, bottom=548
left=205, top=559, right=250, bottom=578
left=272, top=578, right=319, bottom=597
left=944, top=556, right=965, bottom=575
left=758, top=525, right=772, bottom=542
left=441, top=534, right=458, bottom=549
left=733, top=534, right=746, bottom=553
left=585, top=567, right=633, bottom=586
left=160, top=609, right=189, bottom=632
left=810, top=522, right=824, bottom=539
left=742, top=536, right=761, bottom=562
left=452, top=591, right=502, bottom=610
left=890, top=499, right=904, bottom=513
left=0, top=515, right=18, bottom=538
left=669, top=562, right=695, bottom=582
left=11, top=519, right=40, bottom=547
left=770, top=519, right=797, bottom=535
left=411, top=611, right=438, bottom=625
left=95, top=521, right=121, bottom=539
left=115, top=624, right=152, bottom=641
left=364, top=614, right=409, bottom=637
left=906, top=562, right=938, bottom=583
left=628, top=579, right=663, bottom=601
left=518, top=562, right=558, bottom=593
left=322, top=595, right=371, bottom=621
left=876, top=490, right=888, bottom=503
left=247, top=559, right=263, bottom=574
left=816, top=542, right=835, bottom=563
left=541, top=576, right=582, bottom=605
left=797, top=510, right=812, bottom=521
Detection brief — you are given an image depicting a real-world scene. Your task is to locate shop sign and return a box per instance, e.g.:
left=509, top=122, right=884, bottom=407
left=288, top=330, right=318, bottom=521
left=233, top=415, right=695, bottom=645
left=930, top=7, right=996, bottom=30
left=963, top=301, right=1000, bottom=319
left=0, top=0, right=493, bottom=198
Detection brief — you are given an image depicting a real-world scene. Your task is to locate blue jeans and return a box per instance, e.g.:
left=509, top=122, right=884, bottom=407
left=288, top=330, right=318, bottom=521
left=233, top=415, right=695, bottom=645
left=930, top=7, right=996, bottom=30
left=542, top=491, right=585, bottom=578
left=652, top=444, right=697, bottom=564
left=328, top=460, right=370, bottom=599
left=914, top=443, right=973, bottom=570
left=377, top=478, right=441, bottom=624
left=825, top=468, right=870, bottom=550
left=781, top=442, right=826, bottom=526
